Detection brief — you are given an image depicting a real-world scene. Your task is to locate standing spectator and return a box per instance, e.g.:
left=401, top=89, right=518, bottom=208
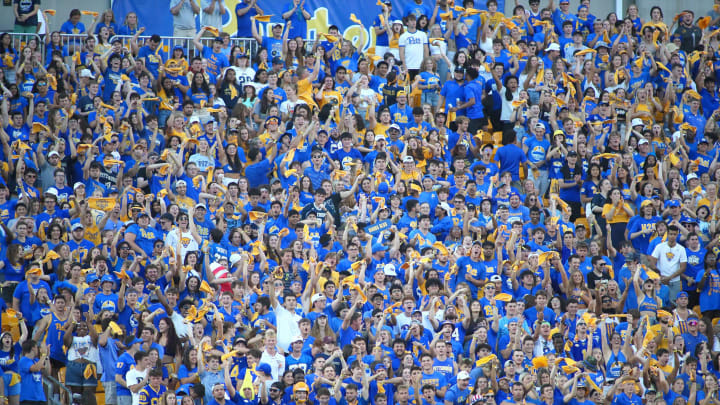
left=19, top=341, right=49, bottom=405
left=373, top=1, right=397, bottom=58
left=235, top=0, right=263, bottom=38
left=674, top=10, right=702, bottom=53
left=649, top=225, right=687, bottom=302
left=251, top=17, right=284, bottom=63
left=94, top=10, right=118, bottom=36
left=193, top=29, right=230, bottom=81
left=403, top=0, right=432, bottom=20
left=399, top=14, right=428, bottom=81
left=60, top=9, right=86, bottom=35
left=169, top=0, right=200, bottom=38
left=456, top=67, right=485, bottom=134
left=281, top=0, right=312, bottom=39
left=13, top=0, right=40, bottom=34
left=201, top=0, right=226, bottom=35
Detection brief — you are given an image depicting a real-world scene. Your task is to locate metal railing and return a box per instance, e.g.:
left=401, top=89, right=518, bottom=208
left=108, top=34, right=260, bottom=60
left=6, top=32, right=266, bottom=68
left=6, top=33, right=42, bottom=54
left=43, top=373, right=73, bottom=405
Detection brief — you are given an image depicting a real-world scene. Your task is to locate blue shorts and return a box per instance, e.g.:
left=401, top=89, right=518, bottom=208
left=2, top=372, right=20, bottom=396
left=421, top=91, right=439, bottom=107
left=65, top=360, right=98, bottom=387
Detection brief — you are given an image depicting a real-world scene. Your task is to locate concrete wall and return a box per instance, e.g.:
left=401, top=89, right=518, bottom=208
left=0, top=0, right=110, bottom=32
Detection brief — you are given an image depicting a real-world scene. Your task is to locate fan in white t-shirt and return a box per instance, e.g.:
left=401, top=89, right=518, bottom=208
left=398, top=14, right=429, bottom=76
left=126, top=351, right=151, bottom=405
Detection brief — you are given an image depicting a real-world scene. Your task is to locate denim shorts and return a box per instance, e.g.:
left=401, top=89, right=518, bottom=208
left=422, top=91, right=439, bottom=107
left=65, top=360, right=98, bottom=387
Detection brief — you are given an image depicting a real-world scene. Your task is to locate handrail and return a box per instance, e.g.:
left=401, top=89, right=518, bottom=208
left=108, top=34, right=259, bottom=60
left=42, top=373, right=73, bottom=405
left=5, top=33, right=42, bottom=53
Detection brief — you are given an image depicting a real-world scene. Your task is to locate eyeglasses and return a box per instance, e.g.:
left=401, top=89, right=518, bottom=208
left=269, top=388, right=280, bottom=393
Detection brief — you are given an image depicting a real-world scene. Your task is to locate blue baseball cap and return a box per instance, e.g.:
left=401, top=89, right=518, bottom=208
left=677, top=291, right=688, bottom=299
left=86, top=273, right=99, bottom=283
left=257, top=363, right=272, bottom=375
left=372, top=243, right=387, bottom=254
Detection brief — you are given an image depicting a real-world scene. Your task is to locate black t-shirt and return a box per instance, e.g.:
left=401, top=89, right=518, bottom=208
left=14, top=0, right=39, bottom=27
left=587, top=270, right=611, bottom=290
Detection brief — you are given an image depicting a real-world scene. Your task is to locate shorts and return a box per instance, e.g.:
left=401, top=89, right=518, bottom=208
left=103, top=380, right=118, bottom=404
left=65, top=361, right=98, bottom=388
left=421, top=91, right=439, bottom=107
left=2, top=372, right=20, bottom=396
left=117, top=394, right=133, bottom=405
left=50, top=357, right=66, bottom=372
left=13, top=25, right=36, bottom=34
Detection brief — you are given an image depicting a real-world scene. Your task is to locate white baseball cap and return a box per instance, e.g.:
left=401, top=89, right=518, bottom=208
left=79, top=69, right=95, bottom=79
left=544, top=43, right=560, bottom=52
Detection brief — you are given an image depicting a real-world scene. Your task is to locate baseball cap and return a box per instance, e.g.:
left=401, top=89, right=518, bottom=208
left=383, top=263, right=397, bottom=276
left=490, top=275, right=502, bottom=282
left=458, top=371, right=470, bottom=380
left=71, top=223, right=84, bottom=231
left=389, top=123, right=401, bottom=132
left=594, top=41, right=609, bottom=49
left=79, top=69, right=95, bottom=79
left=230, top=253, right=243, bottom=266
left=311, top=293, right=326, bottom=304
left=631, top=118, right=644, bottom=127
left=545, top=43, right=560, bottom=52
left=128, top=337, right=143, bottom=347
left=454, top=66, right=465, bottom=73
left=257, top=363, right=272, bottom=375
left=73, top=182, right=85, bottom=190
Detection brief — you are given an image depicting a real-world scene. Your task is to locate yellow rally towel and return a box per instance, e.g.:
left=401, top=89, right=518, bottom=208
left=476, top=354, right=497, bottom=366
left=83, top=363, right=97, bottom=379
left=87, top=197, right=117, bottom=212
left=32, top=122, right=50, bottom=134
left=108, top=321, right=123, bottom=335
left=199, top=280, right=213, bottom=294
left=494, top=293, right=513, bottom=302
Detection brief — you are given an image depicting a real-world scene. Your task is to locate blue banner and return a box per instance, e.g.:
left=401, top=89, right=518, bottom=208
left=112, top=0, right=503, bottom=48
left=365, top=220, right=392, bottom=236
